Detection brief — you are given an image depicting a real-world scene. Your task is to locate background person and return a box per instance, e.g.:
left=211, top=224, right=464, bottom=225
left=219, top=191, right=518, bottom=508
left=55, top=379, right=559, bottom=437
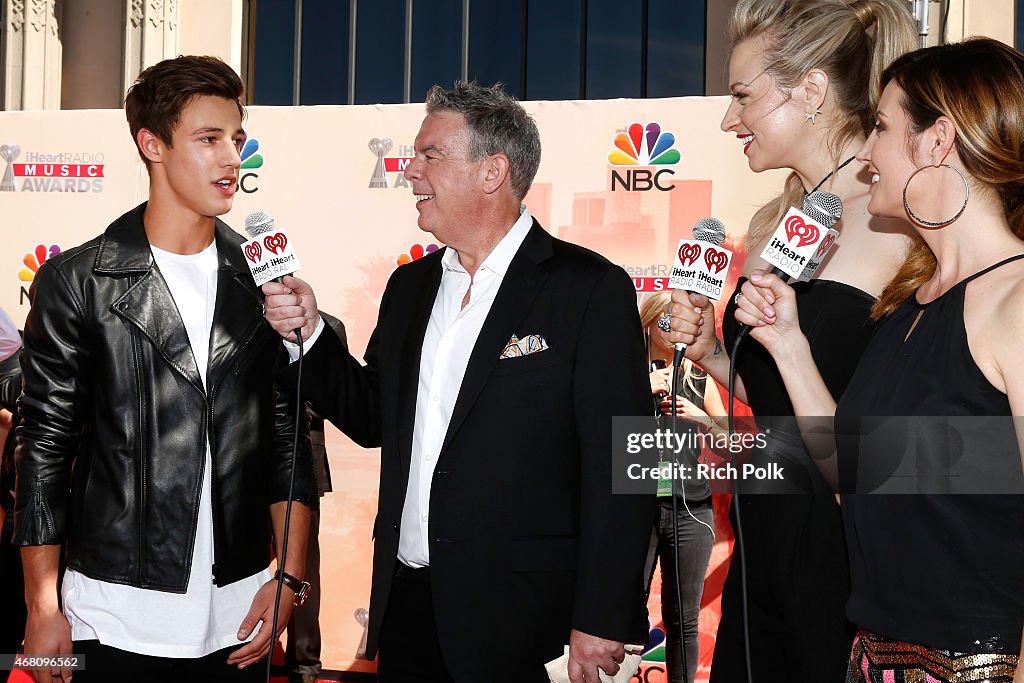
left=639, top=291, right=723, bottom=683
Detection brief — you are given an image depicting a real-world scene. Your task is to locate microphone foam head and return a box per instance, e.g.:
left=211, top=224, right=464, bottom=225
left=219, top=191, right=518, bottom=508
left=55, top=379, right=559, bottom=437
left=803, top=191, right=843, bottom=228
left=244, top=210, right=275, bottom=238
left=693, top=217, right=726, bottom=246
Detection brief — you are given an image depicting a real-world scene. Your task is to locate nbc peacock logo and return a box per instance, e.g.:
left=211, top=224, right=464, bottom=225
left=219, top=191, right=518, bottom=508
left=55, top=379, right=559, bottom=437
left=17, top=243, right=61, bottom=306
left=395, top=243, right=440, bottom=267
left=19, top=244, right=61, bottom=283
left=607, top=122, right=680, bottom=192
left=238, top=138, right=264, bottom=194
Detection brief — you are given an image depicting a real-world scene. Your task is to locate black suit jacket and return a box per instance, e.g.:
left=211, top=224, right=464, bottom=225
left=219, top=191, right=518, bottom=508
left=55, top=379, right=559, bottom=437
left=286, top=221, right=654, bottom=681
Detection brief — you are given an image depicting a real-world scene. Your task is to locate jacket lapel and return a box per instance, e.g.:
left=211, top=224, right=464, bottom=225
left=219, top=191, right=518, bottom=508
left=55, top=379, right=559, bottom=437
left=99, top=204, right=204, bottom=396
left=439, top=221, right=552, bottom=455
left=206, top=221, right=266, bottom=393
left=396, top=256, right=443, bottom=479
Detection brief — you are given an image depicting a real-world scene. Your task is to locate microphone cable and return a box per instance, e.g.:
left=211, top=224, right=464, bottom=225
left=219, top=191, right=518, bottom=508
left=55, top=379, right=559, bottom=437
left=727, top=332, right=754, bottom=683
left=265, top=327, right=304, bottom=683
left=668, top=358, right=690, bottom=682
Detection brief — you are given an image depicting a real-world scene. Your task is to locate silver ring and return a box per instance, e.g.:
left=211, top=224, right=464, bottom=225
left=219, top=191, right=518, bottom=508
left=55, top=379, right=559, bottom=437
left=734, top=292, right=743, bottom=306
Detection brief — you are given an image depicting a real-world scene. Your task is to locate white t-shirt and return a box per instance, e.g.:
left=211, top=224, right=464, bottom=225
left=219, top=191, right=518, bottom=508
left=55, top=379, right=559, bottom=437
left=62, top=241, right=271, bottom=657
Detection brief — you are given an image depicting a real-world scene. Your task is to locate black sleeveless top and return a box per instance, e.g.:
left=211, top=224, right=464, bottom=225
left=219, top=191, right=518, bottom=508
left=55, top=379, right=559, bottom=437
left=724, top=277, right=877, bottom=423
left=836, top=255, right=1024, bottom=653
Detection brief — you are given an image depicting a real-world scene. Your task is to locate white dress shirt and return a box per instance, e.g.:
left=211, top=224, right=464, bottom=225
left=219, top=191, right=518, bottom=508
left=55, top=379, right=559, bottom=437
left=398, top=208, right=533, bottom=567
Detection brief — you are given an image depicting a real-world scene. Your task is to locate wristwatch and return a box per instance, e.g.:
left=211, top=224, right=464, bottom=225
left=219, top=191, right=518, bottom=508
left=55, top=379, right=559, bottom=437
left=274, top=569, right=312, bottom=607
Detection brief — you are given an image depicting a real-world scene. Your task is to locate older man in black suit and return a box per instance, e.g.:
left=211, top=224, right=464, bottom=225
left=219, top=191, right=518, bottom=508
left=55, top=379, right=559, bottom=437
left=264, top=81, right=654, bottom=683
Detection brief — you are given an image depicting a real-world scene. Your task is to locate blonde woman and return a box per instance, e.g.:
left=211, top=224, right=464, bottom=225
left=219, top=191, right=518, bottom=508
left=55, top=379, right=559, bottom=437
left=667, top=1, right=916, bottom=680
left=639, top=291, right=724, bottom=683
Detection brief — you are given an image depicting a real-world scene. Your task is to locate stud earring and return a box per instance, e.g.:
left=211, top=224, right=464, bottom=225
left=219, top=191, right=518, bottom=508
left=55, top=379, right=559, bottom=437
left=805, top=109, right=823, bottom=125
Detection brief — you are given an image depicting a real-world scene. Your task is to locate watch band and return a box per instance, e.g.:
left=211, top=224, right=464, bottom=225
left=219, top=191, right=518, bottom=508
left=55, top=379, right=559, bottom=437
left=274, top=569, right=312, bottom=607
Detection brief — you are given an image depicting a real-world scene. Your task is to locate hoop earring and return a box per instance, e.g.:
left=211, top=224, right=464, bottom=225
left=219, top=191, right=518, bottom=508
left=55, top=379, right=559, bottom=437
left=902, top=163, right=969, bottom=228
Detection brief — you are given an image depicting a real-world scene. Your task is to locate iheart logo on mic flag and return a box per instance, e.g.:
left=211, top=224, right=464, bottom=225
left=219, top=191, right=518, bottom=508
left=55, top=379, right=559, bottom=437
left=241, top=227, right=302, bottom=287
left=815, top=233, right=836, bottom=259
left=761, top=207, right=828, bottom=280
left=796, top=227, right=840, bottom=283
left=244, top=242, right=262, bottom=264
left=669, top=239, right=733, bottom=300
left=784, top=215, right=820, bottom=248
left=678, top=243, right=701, bottom=267
left=264, top=232, right=288, bottom=255
left=704, top=248, right=729, bottom=274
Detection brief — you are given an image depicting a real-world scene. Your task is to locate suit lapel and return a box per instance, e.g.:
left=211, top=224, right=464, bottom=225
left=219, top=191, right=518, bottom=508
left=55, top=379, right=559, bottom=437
left=440, top=222, right=552, bottom=455
left=397, top=256, right=443, bottom=479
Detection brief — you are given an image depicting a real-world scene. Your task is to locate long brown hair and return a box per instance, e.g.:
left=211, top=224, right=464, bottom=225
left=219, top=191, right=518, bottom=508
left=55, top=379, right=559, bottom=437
left=730, top=0, right=917, bottom=247
left=872, top=38, right=1024, bottom=318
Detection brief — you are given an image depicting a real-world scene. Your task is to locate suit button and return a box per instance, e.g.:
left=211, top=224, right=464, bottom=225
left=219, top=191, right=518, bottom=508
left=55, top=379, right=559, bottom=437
left=392, top=521, right=399, bottom=532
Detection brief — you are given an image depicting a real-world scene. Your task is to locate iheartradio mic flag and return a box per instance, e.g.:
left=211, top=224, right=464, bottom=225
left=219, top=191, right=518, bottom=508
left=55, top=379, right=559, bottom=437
left=241, top=228, right=301, bottom=286
left=668, top=240, right=733, bottom=300
left=760, top=206, right=829, bottom=280
left=796, top=227, right=839, bottom=282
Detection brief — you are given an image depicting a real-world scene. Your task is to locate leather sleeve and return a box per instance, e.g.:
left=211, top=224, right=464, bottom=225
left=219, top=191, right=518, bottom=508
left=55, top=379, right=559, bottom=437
left=0, top=353, right=21, bottom=413
left=570, top=265, right=656, bottom=644
left=269, top=351, right=315, bottom=505
left=13, top=262, right=88, bottom=546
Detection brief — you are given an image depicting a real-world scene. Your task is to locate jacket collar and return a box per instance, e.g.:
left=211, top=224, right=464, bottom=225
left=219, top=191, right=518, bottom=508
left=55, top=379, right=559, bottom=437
left=94, top=202, right=248, bottom=280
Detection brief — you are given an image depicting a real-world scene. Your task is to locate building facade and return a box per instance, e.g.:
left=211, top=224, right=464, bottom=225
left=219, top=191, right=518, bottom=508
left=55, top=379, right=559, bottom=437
left=0, top=0, right=1019, bottom=111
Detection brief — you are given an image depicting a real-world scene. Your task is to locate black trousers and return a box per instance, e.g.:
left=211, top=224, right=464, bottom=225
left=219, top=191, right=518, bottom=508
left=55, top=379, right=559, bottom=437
left=71, top=640, right=265, bottom=683
left=376, top=564, right=454, bottom=683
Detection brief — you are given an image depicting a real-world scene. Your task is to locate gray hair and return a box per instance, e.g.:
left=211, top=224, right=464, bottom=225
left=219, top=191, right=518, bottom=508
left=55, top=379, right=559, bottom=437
left=425, top=81, right=541, bottom=201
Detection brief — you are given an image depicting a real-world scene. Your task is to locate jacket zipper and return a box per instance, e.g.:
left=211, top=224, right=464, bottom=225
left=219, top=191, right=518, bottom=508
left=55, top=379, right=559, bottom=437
left=34, top=478, right=55, bottom=538
left=129, top=289, right=148, bottom=587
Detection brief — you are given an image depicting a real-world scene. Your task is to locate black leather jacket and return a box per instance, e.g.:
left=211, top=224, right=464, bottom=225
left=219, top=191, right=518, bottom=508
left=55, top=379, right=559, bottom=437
left=13, top=203, right=313, bottom=591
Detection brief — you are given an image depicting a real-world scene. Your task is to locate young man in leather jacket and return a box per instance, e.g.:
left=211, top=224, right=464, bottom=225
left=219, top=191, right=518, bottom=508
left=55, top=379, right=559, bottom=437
left=13, top=56, right=315, bottom=683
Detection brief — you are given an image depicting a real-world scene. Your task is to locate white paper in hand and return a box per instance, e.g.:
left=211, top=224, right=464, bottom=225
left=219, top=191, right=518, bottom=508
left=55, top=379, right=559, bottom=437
left=545, top=645, right=643, bottom=683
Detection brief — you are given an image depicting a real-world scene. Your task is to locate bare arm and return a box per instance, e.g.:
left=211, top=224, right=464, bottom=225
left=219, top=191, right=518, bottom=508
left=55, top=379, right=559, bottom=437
left=228, top=500, right=311, bottom=669
left=21, top=544, right=72, bottom=683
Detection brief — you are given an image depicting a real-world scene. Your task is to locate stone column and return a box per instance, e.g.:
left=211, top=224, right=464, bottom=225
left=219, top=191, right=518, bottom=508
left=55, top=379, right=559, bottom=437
left=1, top=0, right=63, bottom=110
left=122, top=0, right=179, bottom=95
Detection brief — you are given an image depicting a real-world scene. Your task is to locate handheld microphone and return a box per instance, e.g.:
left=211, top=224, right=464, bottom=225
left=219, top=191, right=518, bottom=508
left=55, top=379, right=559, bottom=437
left=242, top=210, right=302, bottom=285
left=735, top=191, right=843, bottom=341
left=668, top=217, right=732, bottom=368
left=243, top=210, right=306, bottom=683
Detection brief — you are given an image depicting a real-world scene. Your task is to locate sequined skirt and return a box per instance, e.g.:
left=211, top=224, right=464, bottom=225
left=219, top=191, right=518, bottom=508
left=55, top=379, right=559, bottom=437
left=846, top=630, right=1019, bottom=683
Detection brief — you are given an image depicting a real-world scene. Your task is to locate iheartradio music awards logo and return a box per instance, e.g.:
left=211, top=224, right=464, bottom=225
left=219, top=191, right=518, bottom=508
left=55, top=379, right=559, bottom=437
left=368, top=138, right=414, bottom=189
left=241, top=231, right=300, bottom=287
left=395, top=243, right=440, bottom=267
left=761, top=207, right=830, bottom=280
left=237, top=137, right=264, bottom=194
left=0, top=143, right=105, bottom=193
left=607, top=122, right=681, bottom=192
left=669, top=240, right=733, bottom=299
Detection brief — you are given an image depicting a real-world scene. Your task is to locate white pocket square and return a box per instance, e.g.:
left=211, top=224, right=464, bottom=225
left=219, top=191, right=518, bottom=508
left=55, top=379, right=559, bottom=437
left=500, top=333, right=549, bottom=359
